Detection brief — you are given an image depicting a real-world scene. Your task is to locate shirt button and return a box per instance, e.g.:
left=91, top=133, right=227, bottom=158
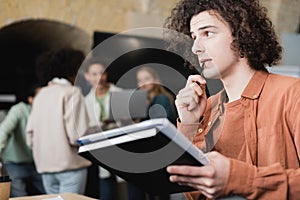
left=208, top=121, right=212, bottom=126
left=253, top=94, right=257, bottom=98
left=198, top=128, right=203, bottom=133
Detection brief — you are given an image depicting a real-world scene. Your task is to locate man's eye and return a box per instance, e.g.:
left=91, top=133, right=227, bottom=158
left=206, top=31, right=213, bottom=37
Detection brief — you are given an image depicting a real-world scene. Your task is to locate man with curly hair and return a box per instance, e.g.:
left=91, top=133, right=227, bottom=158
left=165, top=0, right=300, bottom=199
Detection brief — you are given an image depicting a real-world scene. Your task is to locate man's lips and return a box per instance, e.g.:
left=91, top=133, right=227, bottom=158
left=198, top=58, right=212, bottom=75
left=199, top=58, right=212, bottom=66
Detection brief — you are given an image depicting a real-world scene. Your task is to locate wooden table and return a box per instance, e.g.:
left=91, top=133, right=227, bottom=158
left=9, top=193, right=97, bottom=200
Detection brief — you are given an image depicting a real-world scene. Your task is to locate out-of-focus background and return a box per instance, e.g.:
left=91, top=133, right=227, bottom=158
left=0, top=0, right=299, bottom=115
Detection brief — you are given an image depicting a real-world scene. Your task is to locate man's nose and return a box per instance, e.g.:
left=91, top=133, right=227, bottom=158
left=191, top=39, right=204, bottom=55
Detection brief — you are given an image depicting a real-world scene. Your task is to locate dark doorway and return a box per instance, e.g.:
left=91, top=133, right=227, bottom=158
left=0, top=19, right=91, bottom=109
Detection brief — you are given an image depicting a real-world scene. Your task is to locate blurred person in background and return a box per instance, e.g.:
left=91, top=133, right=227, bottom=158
left=133, top=66, right=178, bottom=200
left=26, top=48, right=91, bottom=194
left=0, top=84, right=45, bottom=197
left=136, top=66, right=177, bottom=125
left=84, top=58, right=121, bottom=200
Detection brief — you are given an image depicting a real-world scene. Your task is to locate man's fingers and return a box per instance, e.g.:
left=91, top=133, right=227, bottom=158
left=167, top=165, right=215, bottom=179
left=170, top=175, right=212, bottom=186
left=176, top=90, right=200, bottom=110
left=189, top=82, right=205, bottom=97
left=176, top=83, right=205, bottom=105
left=176, top=96, right=196, bottom=106
left=186, top=75, right=206, bottom=86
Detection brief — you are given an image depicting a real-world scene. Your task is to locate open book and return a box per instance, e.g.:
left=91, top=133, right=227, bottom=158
left=78, top=118, right=209, bottom=195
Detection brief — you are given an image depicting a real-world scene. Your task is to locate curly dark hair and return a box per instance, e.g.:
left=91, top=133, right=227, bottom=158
left=164, top=0, right=282, bottom=70
left=35, top=47, right=85, bottom=86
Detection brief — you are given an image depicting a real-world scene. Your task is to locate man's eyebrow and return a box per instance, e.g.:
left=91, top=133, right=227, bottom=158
left=190, top=25, right=216, bottom=35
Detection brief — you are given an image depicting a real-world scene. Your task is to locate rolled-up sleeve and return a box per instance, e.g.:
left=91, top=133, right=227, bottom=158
left=224, top=159, right=290, bottom=199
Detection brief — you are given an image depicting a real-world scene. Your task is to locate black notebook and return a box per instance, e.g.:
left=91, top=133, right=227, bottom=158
left=78, top=118, right=209, bottom=195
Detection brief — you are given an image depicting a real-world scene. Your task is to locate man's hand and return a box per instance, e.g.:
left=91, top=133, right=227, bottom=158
left=175, top=75, right=207, bottom=123
left=167, top=151, right=230, bottom=199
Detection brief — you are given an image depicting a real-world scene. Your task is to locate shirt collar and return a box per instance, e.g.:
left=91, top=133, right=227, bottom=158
left=241, top=70, right=269, bottom=100
left=213, top=70, right=269, bottom=113
left=49, top=77, right=72, bottom=86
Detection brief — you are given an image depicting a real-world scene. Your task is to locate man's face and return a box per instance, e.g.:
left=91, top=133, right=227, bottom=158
left=190, top=11, right=240, bottom=79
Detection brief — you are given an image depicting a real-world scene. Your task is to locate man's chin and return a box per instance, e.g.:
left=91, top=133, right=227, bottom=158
left=203, top=71, right=221, bottom=79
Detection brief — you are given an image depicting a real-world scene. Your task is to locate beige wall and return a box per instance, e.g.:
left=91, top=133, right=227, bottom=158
left=1, top=0, right=299, bottom=38
left=261, top=0, right=300, bottom=33
left=0, top=0, right=177, bottom=37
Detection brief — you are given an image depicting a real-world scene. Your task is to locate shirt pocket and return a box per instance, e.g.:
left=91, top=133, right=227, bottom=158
left=257, top=124, right=286, bottom=167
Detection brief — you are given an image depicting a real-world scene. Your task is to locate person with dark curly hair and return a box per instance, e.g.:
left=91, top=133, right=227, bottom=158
left=26, top=48, right=91, bottom=194
left=165, top=0, right=300, bottom=199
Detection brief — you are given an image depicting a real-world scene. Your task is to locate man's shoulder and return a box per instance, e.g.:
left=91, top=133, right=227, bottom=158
left=2, top=102, right=29, bottom=123
left=268, top=73, right=300, bottom=83
left=54, top=84, right=82, bottom=95
left=36, top=85, right=82, bottom=102
left=11, top=101, right=26, bottom=108
left=267, top=73, right=300, bottom=92
left=263, top=74, right=300, bottom=103
left=9, top=102, right=29, bottom=113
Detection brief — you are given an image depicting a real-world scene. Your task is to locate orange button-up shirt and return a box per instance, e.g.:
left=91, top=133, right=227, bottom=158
left=178, top=70, right=300, bottom=200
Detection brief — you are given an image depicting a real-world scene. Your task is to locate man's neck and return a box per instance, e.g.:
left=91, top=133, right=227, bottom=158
left=222, top=64, right=256, bottom=103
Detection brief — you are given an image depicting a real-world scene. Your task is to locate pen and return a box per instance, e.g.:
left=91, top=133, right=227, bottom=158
left=199, top=62, right=205, bottom=76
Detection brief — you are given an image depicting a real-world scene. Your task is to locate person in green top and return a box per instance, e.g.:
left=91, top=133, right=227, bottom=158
left=0, top=85, right=45, bottom=197
left=84, top=58, right=121, bottom=200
